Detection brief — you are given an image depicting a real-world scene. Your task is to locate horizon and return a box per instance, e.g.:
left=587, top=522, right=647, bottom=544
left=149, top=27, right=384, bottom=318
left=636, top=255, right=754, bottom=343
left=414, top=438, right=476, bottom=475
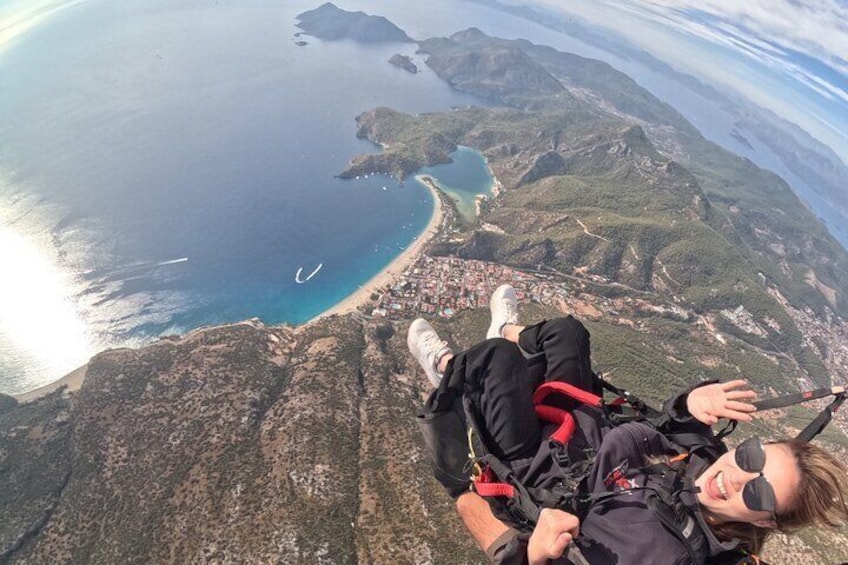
left=3, top=0, right=846, bottom=169
left=523, top=0, right=848, bottom=171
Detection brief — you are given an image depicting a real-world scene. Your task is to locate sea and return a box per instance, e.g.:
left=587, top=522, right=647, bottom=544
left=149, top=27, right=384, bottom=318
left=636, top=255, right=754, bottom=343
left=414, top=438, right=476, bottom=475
left=0, top=0, right=498, bottom=393
left=1, top=0, right=844, bottom=393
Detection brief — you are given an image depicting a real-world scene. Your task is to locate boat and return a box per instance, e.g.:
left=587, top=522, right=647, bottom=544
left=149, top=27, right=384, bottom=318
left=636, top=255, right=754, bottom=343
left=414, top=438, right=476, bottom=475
left=295, top=263, right=323, bottom=283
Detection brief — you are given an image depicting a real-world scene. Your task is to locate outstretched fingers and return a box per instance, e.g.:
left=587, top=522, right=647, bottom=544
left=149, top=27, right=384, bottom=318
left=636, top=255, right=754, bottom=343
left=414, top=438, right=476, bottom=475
left=721, top=379, right=750, bottom=390
left=687, top=380, right=760, bottom=426
left=725, top=389, right=757, bottom=400
left=726, top=400, right=757, bottom=412
left=721, top=380, right=758, bottom=418
left=716, top=400, right=757, bottom=422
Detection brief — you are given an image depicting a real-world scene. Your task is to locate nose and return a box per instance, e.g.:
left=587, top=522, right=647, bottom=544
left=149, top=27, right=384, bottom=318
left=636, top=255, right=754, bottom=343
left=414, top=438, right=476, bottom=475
left=731, top=468, right=760, bottom=495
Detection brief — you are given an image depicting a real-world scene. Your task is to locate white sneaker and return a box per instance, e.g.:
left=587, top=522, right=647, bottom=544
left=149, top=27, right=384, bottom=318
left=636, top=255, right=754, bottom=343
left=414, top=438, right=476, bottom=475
left=487, top=284, right=519, bottom=339
left=407, top=318, right=452, bottom=387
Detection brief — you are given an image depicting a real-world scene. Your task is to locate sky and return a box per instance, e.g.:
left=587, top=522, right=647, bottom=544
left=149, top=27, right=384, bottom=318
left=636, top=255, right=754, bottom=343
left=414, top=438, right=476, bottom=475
left=4, top=0, right=846, bottom=167
left=525, top=0, right=848, bottom=167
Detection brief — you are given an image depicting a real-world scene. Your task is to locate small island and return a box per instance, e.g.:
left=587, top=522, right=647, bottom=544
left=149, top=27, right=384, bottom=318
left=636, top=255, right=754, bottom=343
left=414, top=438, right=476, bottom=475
left=389, top=54, right=418, bottom=74
left=296, top=2, right=413, bottom=43
left=730, top=128, right=755, bottom=151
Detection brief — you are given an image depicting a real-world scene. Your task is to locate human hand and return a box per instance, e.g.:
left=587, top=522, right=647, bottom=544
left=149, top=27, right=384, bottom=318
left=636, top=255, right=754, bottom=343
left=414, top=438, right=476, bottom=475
left=528, top=508, right=580, bottom=565
left=686, top=380, right=757, bottom=426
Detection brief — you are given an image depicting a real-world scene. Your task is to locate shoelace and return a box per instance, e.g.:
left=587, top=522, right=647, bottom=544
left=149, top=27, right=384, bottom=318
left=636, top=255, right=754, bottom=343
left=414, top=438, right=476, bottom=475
left=504, top=302, right=517, bottom=324
left=421, top=332, right=449, bottom=367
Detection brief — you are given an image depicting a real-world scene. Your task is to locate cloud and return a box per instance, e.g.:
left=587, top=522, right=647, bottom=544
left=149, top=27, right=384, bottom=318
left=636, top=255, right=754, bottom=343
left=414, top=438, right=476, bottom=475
left=570, top=0, right=848, bottom=123
left=620, top=0, right=848, bottom=76
left=524, top=0, right=848, bottom=164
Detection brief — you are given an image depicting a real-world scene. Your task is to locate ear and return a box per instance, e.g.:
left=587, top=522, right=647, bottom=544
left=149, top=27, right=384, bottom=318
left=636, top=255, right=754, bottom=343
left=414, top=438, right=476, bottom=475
left=752, top=518, right=777, bottom=529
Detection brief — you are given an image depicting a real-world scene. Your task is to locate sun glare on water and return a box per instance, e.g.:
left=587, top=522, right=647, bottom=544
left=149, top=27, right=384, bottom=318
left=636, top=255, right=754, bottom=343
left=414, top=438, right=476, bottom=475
left=0, top=224, right=94, bottom=385
left=0, top=0, right=88, bottom=52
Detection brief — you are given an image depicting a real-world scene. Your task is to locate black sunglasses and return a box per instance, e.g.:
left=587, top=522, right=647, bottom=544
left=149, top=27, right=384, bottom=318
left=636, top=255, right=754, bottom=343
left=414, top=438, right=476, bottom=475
left=735, top=437, right=777, bottom=517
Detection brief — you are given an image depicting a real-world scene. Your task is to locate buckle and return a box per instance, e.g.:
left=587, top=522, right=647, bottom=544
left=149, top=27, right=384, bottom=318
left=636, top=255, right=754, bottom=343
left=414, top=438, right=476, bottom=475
left=471, top=461, right=484, bottom=481
left=553, top=446, right=570, bottom=468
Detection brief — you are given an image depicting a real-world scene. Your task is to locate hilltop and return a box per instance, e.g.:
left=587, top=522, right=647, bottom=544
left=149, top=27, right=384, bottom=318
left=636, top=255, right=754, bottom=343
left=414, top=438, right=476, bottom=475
left=295, top=3, right=413, bottom=43
left=344, top=29, right=848, bottom=323
left=0, top=319, right=480, bottom=563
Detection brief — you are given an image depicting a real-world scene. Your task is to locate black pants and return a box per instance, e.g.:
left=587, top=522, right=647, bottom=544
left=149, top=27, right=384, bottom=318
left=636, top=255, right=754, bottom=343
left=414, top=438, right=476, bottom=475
left=433, top=316, right=594, bottom=462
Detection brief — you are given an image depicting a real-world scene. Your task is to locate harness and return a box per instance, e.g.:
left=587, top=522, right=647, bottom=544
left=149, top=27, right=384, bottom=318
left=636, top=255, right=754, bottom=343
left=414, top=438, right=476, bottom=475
left=463, top=363, right=668, bottom=527
left=457, top=357, right=846, bottom=565
left=466, top=380, right=606, bottom=526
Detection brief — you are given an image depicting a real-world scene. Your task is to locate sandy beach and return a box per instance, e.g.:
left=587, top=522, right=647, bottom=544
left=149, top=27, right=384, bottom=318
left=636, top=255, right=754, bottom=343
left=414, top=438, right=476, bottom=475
left=10, top=179, right=446, bottom=402
left=11, top=364, right=88, bottom=403
left=314, top=175, right=445, bottom=320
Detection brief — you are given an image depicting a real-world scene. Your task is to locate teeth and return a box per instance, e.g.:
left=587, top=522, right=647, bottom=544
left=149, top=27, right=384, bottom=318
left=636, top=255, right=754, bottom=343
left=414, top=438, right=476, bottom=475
left=716, top=471, right=728, bottom=499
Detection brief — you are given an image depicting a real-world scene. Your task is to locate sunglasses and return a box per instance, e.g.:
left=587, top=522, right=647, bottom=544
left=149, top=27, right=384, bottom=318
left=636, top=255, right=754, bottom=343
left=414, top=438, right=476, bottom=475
left=734, top=437, right=777, bottom=517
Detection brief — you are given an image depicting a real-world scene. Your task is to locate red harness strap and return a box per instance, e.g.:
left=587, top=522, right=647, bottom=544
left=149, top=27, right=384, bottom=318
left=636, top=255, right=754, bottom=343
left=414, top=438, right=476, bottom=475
left=473, top=466, right=516, bottom=498
left=534, top=404, right=576, bottom=445
left=474, top=481, right=516, bottom=498
left=472, top=381, right=605, bottom=499
left=533, top=381, right=603, bottom=446
left=533, top=381, right=604, bottom=408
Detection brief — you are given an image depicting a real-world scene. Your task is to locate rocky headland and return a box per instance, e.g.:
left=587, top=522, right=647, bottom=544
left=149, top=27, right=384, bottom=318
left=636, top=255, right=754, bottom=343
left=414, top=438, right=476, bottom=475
left=388, top=54, right=418, bottom=74
left=0, top=318, right=481, bottom=564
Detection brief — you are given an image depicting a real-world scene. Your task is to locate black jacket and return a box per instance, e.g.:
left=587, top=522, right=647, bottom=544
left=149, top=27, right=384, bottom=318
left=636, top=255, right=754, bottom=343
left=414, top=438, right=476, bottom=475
left=490, top=391, right=742, bottom=564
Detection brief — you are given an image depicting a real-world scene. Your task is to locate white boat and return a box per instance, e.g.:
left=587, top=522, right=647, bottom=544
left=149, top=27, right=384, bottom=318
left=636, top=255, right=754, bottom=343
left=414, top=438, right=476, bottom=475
left=295, top=263, right=323, bottom=283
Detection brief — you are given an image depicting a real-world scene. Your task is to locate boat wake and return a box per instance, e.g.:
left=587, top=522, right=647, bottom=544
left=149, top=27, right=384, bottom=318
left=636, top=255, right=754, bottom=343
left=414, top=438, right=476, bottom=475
left=82, top=257, right=189, bottom=279
left=295, top=263, right=323, bottom=284
left=157, top=257, right=189, bottom=266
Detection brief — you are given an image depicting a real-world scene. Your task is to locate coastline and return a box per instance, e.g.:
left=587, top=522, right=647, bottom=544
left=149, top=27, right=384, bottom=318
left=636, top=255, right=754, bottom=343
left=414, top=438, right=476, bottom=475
left=10, top=177, right=447, bottom=403
left=10, top=364, right=87, bottom=403
left=313, top=175, right=445, bottom=320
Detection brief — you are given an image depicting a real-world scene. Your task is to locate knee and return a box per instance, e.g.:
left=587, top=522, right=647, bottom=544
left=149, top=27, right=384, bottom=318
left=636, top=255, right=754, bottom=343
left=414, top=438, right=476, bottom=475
left=471, top=337, right=524, bottom=366
left=547, top=316, right=589, bottom=339
left=487, top=338, right=529, bottom=374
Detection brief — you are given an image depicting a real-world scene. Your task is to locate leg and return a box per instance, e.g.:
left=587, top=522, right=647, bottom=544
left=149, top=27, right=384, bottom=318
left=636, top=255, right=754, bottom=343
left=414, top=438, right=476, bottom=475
left=518, top=317, right=597, bottom=393
left=409, top=318, right=541, bottom=462
left=442, top=338, right=542, bottom=461
left=486, top=285, right=596, bottom=393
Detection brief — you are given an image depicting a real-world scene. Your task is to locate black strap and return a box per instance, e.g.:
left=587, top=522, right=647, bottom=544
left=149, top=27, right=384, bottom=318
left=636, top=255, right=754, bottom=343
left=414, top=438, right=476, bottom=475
left=664, top=433, right=726, bottom=462
left=645, top=460, right=704, bottom=564
left=481, top=453, right=542, bottom=525
left=595, top=373, right=662, bottom=418
left=715, top=419, right=737, bottom=441
left=797, top=392, right=847, bottom=442
left=648, top=495, right=701, bottom=564
left=753, top=387, right=841, bottom=411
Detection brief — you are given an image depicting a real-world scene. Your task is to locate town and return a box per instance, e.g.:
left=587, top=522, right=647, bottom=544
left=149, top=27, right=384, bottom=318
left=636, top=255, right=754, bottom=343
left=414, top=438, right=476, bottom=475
left=363, top=252, right=848, bottom=439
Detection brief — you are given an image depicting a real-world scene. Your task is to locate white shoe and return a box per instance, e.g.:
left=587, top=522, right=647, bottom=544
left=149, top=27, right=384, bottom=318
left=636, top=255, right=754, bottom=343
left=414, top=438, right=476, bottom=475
left=407, top=318, right=452, bottom=387
left=487, top=284, right=519, bottom=339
